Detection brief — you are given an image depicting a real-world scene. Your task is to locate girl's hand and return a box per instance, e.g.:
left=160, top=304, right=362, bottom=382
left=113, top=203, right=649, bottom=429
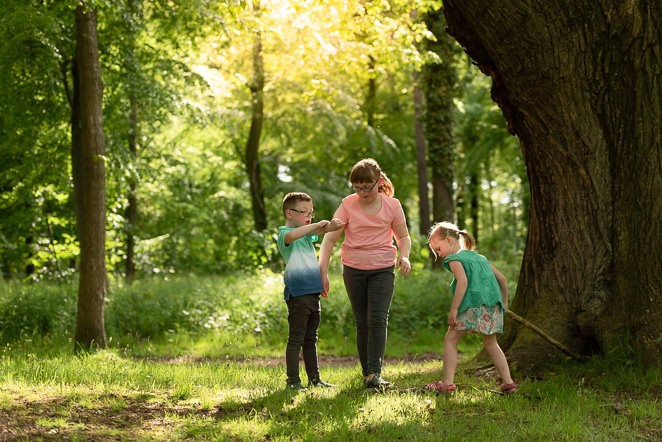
left=321, top=270, right=329, bottom=298
left=448, top=309, right=458, bottom=328
left=397, top=256, right=411, bottom=276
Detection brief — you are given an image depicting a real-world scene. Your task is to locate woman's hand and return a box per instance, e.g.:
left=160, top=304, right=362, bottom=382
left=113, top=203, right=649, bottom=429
left=396, top=256, right=411, bottom=276
left=320, top=269, right=329, bottom=298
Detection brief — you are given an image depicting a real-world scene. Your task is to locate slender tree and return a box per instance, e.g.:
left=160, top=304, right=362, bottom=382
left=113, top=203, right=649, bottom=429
left=444, top=0, right=662, bottom=368
left=244, top=0, right=267, bottom=232
left=424, top=7, right=457, bottom=225
left=413, top=72, right=431, bottom=236
left=72, top=2, right=107, bottom=350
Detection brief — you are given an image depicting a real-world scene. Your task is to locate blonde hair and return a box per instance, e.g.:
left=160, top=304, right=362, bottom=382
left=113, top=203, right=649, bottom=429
left=427, top=221, right=475, bottom=258
left=349, top=158, right=394, bottom=197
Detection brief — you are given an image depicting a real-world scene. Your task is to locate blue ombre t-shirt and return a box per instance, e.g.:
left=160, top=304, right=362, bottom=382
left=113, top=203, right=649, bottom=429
left=277, top=227, right=324, bottom=301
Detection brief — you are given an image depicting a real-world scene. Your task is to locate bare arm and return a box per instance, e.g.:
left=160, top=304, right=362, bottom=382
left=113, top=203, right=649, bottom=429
left=448, top=260, right=468, bottom=328
left=393, top=223, right=411, bottom=276
left=319, top=229, right=342, bottom=273
left=490, top=263, right=509, bottom=311
left=318, top=228, right=343, bottom=296
left=284, top=221, right=329, bottom=245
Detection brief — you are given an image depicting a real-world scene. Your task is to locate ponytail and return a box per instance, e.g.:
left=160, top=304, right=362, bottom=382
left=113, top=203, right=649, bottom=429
left=428, top=222, right=476, bottom=251
left=458, top=230, right=475, bottom=251
left=378, top=172, right=394, bottom=197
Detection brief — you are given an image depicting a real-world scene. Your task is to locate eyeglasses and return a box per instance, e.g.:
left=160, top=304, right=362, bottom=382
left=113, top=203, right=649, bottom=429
left=352, top=179, right=379, bottom=193
left=289, top=208, right=315, bottom=218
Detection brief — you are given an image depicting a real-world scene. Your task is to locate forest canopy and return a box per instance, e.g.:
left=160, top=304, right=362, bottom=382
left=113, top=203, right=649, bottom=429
left=0, top=0, right=526, bottom=280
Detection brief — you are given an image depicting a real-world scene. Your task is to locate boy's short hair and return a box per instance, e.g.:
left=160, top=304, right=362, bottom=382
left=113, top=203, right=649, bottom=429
left=282, top=192, right=312, bottom=216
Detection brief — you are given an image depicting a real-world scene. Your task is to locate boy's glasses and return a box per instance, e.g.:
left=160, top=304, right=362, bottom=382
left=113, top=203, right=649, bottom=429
left=352, top=179, right=379, bottom=193
left=289, top=208, right=315, bottom=218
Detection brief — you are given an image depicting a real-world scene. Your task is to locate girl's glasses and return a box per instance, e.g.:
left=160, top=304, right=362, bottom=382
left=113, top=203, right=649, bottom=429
left=289, top=208, right=315, bottom=218
left=352, top=179, right=379, bottom=193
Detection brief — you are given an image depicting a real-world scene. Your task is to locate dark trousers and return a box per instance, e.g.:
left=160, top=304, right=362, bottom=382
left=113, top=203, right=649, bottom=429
left=342, top=265, right=395, bottom=376
left=285, top=293, right=321, bottom=384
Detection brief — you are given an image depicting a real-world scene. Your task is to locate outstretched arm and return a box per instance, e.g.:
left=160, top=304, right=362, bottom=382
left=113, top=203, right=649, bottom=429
left=284, top=220, right=329, bottom=245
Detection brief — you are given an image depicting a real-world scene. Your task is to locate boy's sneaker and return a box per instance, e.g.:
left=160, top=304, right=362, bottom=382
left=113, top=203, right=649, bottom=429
left=365, top=374, right=391, bottom=389
left=287, top=382, right=308, bottom=392
left=308, top=378, right=336, bottom=388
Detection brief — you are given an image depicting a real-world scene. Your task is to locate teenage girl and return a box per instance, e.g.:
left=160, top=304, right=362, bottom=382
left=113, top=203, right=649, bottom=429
left=425, top=221, right=518, bottom=394
left=319, top=158, right=411, bottom=389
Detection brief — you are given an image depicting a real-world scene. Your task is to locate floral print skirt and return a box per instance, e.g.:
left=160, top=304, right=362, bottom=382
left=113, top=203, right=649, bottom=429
left=454, top=304, right=503, bottom=335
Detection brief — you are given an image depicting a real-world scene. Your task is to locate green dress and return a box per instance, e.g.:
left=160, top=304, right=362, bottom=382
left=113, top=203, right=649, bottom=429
left=443, top=250, right=505, bottom=334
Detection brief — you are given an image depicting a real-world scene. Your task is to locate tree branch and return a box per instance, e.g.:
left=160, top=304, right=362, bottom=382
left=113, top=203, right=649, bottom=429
left=507, top=310, right=586, bottom=361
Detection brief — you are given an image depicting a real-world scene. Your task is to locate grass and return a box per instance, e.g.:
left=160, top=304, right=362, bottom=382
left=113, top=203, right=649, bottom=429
left=1, top=334, right=660, bottom=440
left=1, top=268, right=661, bottom=440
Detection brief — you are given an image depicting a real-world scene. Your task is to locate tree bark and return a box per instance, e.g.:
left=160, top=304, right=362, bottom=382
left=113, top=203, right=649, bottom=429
left=413, top=73, right=431, bottom=236
left=444, top=0, right=662, bottom=369
left=424, top=8, right=457, bottom=225
left=469, top=171, right=479, bottom=242
left=125, top=93, right=137, bottom=279
left=72, top=3, right=107, bottom=351
left=365, top=56, right=377, bottom=127
left=245, top=0, right=267, bottom=232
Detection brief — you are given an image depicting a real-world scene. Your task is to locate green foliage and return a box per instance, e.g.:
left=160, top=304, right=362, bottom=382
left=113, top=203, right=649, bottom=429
left=0, top=268, right=466, bottom=351
left=0, top=0, right=527, bottom=279
left=0, top=280, right=76, bottom=343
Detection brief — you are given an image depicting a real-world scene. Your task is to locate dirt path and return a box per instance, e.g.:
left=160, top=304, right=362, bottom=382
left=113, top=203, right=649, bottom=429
left=137, top=352, right=445, bottom=367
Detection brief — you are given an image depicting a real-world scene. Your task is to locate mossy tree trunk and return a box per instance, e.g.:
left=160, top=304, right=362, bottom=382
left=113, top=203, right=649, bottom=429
left=72, top=2, right=107, bottom=350
left=424, top=7, right=457, bottom=226
left=443, top=0, right=662, bottom=369
left=245, top=0, right=267, bottom=232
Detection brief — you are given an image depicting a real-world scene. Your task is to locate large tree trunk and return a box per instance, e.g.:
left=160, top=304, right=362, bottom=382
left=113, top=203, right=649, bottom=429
left=424, top=8, right=457, bottom=225
left=443, top=1, right=662, bottom=369
left=72, top=3, right=107, bottom=350
left=245, top=0, right=267, bottom=232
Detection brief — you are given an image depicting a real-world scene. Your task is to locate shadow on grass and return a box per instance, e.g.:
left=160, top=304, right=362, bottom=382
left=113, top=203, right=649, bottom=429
left=0, top=391, right=216, bottom=440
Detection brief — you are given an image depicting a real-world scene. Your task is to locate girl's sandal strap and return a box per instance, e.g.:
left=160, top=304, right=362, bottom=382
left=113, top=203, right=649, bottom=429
left=424, top=381, right=456, bottom=393
left=500, top=383, right=519, bottom=393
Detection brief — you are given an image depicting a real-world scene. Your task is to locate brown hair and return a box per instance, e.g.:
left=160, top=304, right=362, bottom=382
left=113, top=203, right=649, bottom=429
left=282, top=192, right=312, bottom=216
left=427, top=221, right=475, bottom=256
left=349, top=158, right=394, bottom=197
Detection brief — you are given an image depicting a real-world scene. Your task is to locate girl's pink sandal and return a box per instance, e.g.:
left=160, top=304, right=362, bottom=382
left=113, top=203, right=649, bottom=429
left=500, top=383, right=519, bottom=394
left=424, top=381, right=457, bottom=393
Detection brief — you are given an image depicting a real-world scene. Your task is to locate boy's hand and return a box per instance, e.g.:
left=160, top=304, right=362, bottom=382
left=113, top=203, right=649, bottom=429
left=317, top=220, right=331, bottom=233
left=325, top=218, right=345, bottom=232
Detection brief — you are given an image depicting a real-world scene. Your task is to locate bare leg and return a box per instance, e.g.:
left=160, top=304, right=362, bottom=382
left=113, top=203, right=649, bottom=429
left=443, top=328, right=465, bottom=385
left=482, top=334, right=513, bottom=385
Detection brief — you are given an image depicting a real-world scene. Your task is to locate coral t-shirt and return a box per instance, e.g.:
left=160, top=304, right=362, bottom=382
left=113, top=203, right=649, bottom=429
left=333, top=193, right=406, bottom=270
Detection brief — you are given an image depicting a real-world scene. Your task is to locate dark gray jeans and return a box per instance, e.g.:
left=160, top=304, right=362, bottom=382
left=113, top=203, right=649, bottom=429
left=285, top=293, right=321, bottom=384
left=342, top=265, right=395, bottom=376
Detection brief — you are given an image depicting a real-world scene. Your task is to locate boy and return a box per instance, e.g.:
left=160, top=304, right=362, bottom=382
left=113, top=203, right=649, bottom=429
left=277, top=192, right=344, bottom=391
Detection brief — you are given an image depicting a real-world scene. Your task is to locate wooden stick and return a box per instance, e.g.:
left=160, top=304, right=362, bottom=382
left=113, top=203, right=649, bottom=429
left=506, top=310, right=585, bottom=360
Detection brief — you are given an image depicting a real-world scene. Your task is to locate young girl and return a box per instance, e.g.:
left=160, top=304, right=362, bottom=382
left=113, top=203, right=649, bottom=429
left=425, top=221, right=518, bottom=394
